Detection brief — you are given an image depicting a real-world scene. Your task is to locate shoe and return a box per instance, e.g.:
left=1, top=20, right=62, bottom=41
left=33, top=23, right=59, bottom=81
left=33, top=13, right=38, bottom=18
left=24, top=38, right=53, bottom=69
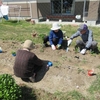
left=43, top=43, right=49, bottom=47
left=90, top=47, right=99, bottom=54
left=29, top=76, right=35, bottom=83
left=45, top=43, right=49, bottom=47
left=29, top=73, right=36, bottom=83
left=21, top=78, right=30, bottom=82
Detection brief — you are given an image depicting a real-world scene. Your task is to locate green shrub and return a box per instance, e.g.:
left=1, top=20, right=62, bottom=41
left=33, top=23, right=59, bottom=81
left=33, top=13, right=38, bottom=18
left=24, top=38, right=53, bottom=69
left=0, top=74, right=22, bottom=100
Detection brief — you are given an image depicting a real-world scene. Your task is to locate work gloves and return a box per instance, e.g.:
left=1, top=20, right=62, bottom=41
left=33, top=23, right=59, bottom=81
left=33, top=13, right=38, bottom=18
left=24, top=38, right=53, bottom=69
left=80, top=49, right=86, bottom=55
left=51, top=45, right=56, bottom=50
left=51, top=44, right=61, bottom=50
left=67, top=39, right=87, bottom=55
left=67, top=39, right=72, bottom=46
left=56, top=44, right=61, bottom=49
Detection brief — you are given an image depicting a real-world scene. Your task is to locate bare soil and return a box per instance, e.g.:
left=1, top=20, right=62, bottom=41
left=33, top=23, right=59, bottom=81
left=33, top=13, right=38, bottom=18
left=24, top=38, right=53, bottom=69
left=0, top=40, right=100, bottom=96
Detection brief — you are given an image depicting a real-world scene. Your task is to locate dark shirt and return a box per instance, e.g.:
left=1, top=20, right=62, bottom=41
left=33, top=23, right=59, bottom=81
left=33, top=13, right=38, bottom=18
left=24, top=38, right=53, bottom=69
left=49, top=29, right=63, bottom=45
left=13, top=50, right=43, bottom=78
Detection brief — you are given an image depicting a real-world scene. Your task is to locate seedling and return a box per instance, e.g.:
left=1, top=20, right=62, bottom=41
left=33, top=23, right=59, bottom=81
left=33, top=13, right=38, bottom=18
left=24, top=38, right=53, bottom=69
left=74, top=45, right=79, bottom=53
left=40, top=46, right=44, bottom=52
left=77, top=68, right=85, bottom=74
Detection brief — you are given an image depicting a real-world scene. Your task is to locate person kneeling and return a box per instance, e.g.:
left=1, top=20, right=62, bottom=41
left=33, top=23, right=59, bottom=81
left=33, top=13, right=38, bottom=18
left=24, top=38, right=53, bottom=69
left=13, top=40, right=44, bottom=82
left=43, top=22, right=67, bottom=50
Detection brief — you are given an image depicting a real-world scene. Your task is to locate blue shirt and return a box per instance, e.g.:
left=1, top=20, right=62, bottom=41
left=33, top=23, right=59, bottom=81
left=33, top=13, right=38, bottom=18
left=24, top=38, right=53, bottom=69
left=49, top=29, right=63, bottom=45
left=70, top=30, right=93, bottom=48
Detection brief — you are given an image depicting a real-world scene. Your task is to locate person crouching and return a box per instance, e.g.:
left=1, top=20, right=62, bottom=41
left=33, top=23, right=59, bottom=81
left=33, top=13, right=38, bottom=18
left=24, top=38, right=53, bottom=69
left=13, top=40, right=44, bottom=82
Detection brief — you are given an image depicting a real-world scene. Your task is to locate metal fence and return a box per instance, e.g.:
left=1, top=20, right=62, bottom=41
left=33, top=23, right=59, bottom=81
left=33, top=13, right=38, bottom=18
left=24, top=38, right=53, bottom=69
left=46, top=0, right=100, bottom=24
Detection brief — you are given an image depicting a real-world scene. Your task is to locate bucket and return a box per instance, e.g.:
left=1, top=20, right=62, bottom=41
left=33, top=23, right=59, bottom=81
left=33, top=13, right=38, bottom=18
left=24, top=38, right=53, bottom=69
left=88, top=70, right=94, bottom=76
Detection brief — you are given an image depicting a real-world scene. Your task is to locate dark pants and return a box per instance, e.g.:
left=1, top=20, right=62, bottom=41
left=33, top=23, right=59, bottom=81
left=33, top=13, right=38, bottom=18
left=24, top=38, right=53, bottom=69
left=21, top=65, right=42, bottom=82
left=76, top=40, right=98, bottom=50
left=43, top=36, right=67, bottom=49
left=3, top=15, right=9, bottom=20
left=43, top=36, right=58, bottom=45
left=34, top=65, right=42, bottom=74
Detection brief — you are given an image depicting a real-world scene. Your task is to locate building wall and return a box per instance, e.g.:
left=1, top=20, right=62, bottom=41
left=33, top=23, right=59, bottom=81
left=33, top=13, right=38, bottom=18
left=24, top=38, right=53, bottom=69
left=74, top=1, right=89, bottom=21
left=75, top=0, right=99, bottom=1
left=74, top=0, right=100, bottom=21
left=30, top=3, right=38, bottom=18
left=87, top=1, right=99, bottom=21
left=3, top=0, right=100, bottom=21
left=98, top=3, right=100, bottom=21
left=37, top=0, right=50, bottom=3
left=37, top=3, right=51, bottom=19
left=4, top=0, right=51, bottom=19
left=6, top=2, right=32, bottom=18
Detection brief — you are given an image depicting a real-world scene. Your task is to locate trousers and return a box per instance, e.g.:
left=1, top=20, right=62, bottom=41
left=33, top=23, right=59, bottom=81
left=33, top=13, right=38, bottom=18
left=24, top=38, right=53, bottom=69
left=43, top=36, right=67, bottom=49
left=76, top=40, right=98, bottom=50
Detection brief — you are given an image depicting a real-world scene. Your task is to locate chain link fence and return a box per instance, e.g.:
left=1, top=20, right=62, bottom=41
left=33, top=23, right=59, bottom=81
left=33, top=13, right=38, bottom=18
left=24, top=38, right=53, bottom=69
left=48, top=0, right=100, bottom=22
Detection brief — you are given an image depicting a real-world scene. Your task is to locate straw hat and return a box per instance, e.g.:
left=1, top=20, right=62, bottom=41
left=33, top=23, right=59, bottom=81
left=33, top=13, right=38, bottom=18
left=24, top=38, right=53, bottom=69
left=51, top=22, right=61, bottom=30
left=23, top=40, right=34, bottom=50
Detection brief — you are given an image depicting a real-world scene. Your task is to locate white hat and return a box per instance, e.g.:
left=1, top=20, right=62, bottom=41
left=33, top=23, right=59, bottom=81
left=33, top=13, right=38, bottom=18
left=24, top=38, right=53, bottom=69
left=23, top=40, right=34, bottom=50
left=51, top=22, right=61, bottom=30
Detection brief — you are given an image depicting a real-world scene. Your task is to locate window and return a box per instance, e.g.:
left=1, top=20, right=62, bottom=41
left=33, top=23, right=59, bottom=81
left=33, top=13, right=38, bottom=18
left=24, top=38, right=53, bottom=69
left=51, top=0, right=75, bottom=15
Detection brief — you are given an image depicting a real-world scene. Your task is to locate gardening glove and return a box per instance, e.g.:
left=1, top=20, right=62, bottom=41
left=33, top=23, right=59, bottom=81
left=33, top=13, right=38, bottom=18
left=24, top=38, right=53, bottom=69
left=56, top=44, right=61, bottom=49
left=67, top=39, right=72, bottom=47
left=80, top=49, right=86, bottom=55
left=66, top=47, right=69, bottom=52
left=51, top=45, right=56, bottom=50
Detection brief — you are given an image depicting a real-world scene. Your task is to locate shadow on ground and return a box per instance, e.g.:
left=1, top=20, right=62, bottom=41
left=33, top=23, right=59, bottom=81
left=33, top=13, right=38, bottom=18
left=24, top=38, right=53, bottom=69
left=20, top=85, right=37, bottom=100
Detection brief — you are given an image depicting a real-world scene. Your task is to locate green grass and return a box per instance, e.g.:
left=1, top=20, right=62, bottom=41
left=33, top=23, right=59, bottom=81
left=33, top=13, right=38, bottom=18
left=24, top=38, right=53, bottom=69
left=87, top=73, right=100, bottom=100
left=1, top=20, right=100, bottom=49
left=88, top=73, right=100, bottom=94
left=0, top=20, right=50, bottom=43
left=65, top=90, right=87, bottom=100
left=23, top=89, right=88, bottom=100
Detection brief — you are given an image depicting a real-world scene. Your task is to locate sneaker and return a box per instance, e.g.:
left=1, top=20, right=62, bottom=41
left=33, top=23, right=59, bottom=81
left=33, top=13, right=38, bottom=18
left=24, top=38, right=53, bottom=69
left=21, top=78, right=30, bottom=82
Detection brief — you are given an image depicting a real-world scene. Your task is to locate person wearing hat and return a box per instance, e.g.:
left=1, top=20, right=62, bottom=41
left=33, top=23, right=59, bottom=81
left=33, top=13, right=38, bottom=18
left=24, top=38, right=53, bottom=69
left=67, top=24, right=98, bottom=55
left=43, top=22, right=64, bottom=50
left=13, top=40, right=44, bottom=82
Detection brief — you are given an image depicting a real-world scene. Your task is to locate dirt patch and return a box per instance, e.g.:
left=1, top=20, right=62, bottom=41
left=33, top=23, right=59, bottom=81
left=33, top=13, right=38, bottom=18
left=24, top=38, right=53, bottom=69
left=0, top=40, right=100, bottom=96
